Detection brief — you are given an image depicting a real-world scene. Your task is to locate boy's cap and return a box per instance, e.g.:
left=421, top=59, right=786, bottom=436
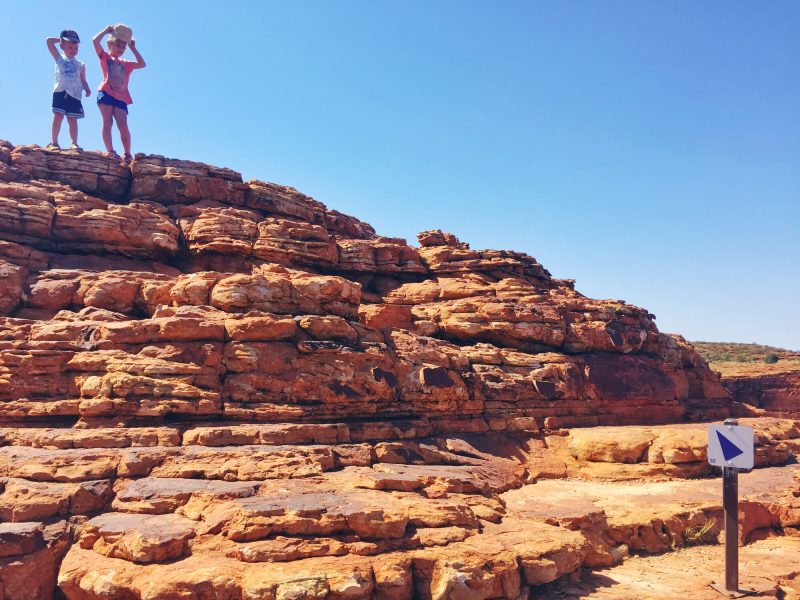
left=112, top=24, right=133, bottom=43
left=60, top=30, right=80, bottom=43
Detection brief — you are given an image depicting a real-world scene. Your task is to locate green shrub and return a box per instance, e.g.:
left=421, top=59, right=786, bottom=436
left=764, top=352, right=779, bottom=364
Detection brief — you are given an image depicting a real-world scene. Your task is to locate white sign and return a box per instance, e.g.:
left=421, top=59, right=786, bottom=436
left=707, top=424, right=754, bottom=470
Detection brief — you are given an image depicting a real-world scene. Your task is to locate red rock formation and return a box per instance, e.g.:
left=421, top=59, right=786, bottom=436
left=725, top=370, right=800, bottom=417
left=0, top=144, right=730, bottom=431
left=0, top=142, right=796, bottom=600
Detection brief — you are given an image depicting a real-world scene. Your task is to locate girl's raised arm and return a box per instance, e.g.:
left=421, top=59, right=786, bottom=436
left=129, top=39, right=146, bottom=69
left=93, top=25, right=114, bottom=56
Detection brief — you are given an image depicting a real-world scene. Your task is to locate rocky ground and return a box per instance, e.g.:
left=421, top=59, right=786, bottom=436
left=2, top=418, right=798, bottom=599
left=0, top=143, right=798, bottom=599
left=531, top=538, right=800, bottom=599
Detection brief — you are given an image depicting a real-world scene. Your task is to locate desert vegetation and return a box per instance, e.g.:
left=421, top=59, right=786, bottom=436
left=691, top=341, right=791, bottom=364
left=692, top=342, right=800, bottom=377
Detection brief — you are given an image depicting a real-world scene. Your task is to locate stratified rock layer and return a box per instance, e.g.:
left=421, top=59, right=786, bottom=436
left=0, top=144, right=732, bottom=432
left=0, top=142, right=797, bottom=600
left=725, top=370, right=800, bottom=417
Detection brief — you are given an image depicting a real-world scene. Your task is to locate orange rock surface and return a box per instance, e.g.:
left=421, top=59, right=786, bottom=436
left=0, top=142, right=798, bottom=599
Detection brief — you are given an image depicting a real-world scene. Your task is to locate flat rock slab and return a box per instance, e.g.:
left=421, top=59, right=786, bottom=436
left=0, top=522, right=44, bottom=558
left=148, top=444, right=336, bottom=480
left=182, top=422, right=351, bottom=446
left=198, top=477, right=481, bottom=542
left=505, top=464, right=800, bottom=523
left=0, top=426, right=181, bottom=449
left=504, top=465, right=800, bottom=554
left=533, top=537, right=800, bottom=599
left=0, top=477, right=112, bottom=522
left=80, top=512, right=196, bottom=563
left=112, top=477, right=260, bottom=513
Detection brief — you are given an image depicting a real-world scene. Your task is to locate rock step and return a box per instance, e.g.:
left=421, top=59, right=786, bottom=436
left=0, top=444, right=337, bottom=483
left=3, top=417, right=797, bottom=465
left=0, top=478, right=111, bottom=522
left=550, top=417, right=800, bottom=480
left=0, top=421, right=795, bottom=599
left=0, top=520, right=70, bottom=600
left=503, top=464, right=800, bottom=566
left=531, top=537, right=800, bottom=599
left=56, top=518, right=589, bottom=600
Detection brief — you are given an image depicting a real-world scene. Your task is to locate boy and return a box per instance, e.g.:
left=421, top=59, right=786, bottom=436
left=46, top=30, right=91, bottom=150
left=93, top=24, right=146, bottom=164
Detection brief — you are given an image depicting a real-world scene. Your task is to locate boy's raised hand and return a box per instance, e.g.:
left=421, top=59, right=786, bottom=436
left=46, top=37, right=61, bottom=62
left=129, top=39, right=136, bottom=48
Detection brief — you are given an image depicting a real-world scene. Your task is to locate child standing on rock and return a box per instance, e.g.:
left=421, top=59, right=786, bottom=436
left=46, top=30, right=91, bottom=150
left=93, top=24, right=146, bottom=164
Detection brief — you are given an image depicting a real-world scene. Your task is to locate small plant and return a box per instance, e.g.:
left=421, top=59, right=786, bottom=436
left=684, top=517, right=717, bottom=546
left=764, top=352, right=779, bottom=364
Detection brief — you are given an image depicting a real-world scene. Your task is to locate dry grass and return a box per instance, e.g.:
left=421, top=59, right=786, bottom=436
left=691, top=341, right=791, bottom=363
left=711, top=358, right=800, bottom=377
left=690, top=341, right=800, bottom=377
left=684, top=517, right=717, bottom=546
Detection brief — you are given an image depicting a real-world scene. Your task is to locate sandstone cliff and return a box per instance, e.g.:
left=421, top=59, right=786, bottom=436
left=1, top=142, right=798, bottom=600
left=0, top=141, right=731, bottom=432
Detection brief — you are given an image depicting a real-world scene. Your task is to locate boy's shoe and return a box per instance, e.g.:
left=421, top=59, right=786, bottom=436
left=45, top=143, right=60, bottom=150
left=122, top=153, right=133, bottom=166
left=69, top=143, right=82, bottom=151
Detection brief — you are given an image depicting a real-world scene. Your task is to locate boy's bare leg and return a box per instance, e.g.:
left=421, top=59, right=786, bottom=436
left=67, top=117, right=79, bottom=147
left=114, top=107, right=131, bottom=158
left=98, top=103, right=115, bottom=153
left=51, top=113, right=64, bottom=145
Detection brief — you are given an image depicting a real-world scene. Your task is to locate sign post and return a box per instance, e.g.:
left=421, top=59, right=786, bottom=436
left=708, top=418, right=756, bottom=598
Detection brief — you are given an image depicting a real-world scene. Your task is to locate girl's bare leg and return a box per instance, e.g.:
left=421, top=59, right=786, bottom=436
left=51, top=113, right=64, bottom=145
left=67, top=117, right=78, bottom=146
left=98, top=103, right=115, bottom=153
left=114, top=107, right=131, bottom=158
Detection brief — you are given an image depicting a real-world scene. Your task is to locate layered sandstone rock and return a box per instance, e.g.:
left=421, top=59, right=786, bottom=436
left=0, top=142, right=797, bottom=600
left=724, top=369, right=800, bottom=417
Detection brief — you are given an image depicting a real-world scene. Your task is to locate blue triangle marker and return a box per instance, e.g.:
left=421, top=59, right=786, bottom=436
left=716, top=430, right=744, bottom=461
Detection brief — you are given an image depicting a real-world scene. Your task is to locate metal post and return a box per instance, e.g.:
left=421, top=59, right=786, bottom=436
left=710, top=418, right=756, bottom=598
left=723, top=465, right=738, bottom=591
left=723, top=416, right=739, bottom=592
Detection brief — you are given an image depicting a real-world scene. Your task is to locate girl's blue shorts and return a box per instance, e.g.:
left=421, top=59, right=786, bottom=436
left=97, top=91, right=128, bottom=113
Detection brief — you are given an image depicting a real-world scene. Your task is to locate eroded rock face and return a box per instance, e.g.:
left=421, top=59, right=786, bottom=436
left=1, top=141, right=796, bottom=600
left=724, top=370, right=800, bottom=417
left=1, top=144, right=729, bottom=431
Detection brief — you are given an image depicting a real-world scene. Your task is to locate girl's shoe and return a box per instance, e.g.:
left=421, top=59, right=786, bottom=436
left=69, top=143, right=82, bottom=151
left=122, top=153, right=133, bottom=165
left=45, top=143, right=60, bottom=150
left=104, top=150, right=120, bottom=159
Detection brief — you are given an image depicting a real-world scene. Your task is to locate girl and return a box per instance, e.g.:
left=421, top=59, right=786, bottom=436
left=93, top=24, right=146, bottom=164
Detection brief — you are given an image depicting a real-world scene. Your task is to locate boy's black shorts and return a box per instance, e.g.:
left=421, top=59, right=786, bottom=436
left=52, top=91, right=84, bottom=119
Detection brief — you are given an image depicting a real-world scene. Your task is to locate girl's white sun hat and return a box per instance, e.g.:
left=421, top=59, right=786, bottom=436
left=112, top=24, right=133, bottom=43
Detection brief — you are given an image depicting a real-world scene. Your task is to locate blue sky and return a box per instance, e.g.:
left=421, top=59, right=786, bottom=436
left=2, top=1, right=798, bottom=348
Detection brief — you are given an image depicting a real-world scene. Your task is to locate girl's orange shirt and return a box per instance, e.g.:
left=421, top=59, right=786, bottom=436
left=97, top=49, right=136, bottom=104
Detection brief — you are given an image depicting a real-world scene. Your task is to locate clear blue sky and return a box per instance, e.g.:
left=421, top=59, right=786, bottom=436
left=2, top=1, right=798, bottom=349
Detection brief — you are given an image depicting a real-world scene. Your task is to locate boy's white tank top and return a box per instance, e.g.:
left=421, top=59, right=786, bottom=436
left=53, top=55, right=83, bottom=100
